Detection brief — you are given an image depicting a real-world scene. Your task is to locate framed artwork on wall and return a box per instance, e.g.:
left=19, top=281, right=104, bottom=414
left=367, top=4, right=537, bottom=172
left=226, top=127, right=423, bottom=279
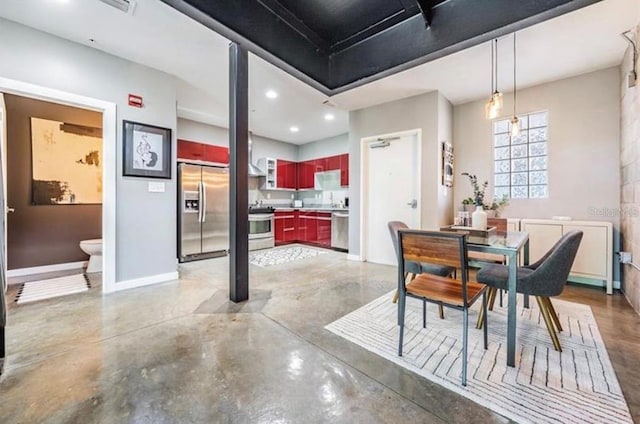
left=30, top=117, right=103, bottom=205
left=442, top=141, right=454, bottom=188
left=122, top=120, right=172, bottom=179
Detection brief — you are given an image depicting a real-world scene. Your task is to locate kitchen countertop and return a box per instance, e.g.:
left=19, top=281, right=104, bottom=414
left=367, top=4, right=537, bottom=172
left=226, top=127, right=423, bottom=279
left=273, top=207, right=349, bottom=212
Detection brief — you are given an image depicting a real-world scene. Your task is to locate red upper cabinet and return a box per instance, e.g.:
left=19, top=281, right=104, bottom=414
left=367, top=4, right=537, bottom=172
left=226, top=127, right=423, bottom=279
left=276, top=160, right=297, bottom=189
left=178, top=140, right=230, bottom=164
left=327, top=155, right=340, bottom=171
left=178, top=139, right=205, bottom=160
left=205, top=145, right=229, bottom=164
left=340, top=153, right=349, bottom=187
left=297, top=160, right=314, bottom=189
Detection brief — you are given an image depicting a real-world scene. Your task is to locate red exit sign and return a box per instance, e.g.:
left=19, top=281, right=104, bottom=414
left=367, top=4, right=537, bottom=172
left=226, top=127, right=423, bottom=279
left=128, top=94, right=143, bottom=108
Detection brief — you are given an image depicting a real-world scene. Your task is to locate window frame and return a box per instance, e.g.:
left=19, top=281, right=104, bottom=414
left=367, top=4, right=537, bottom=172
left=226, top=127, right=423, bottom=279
left=493, top=110, right=549, bottom=200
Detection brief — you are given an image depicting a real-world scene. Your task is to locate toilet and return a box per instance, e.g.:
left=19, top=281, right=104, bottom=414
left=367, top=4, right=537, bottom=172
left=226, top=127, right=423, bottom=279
left=79, top=239, right=102, bottom=273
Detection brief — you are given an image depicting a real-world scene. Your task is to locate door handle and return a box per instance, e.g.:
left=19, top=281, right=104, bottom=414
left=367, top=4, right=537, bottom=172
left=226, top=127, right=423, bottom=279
left=198, top=182, right=204, bottom=223
left=407, top=199, right=417, bottom=209
left=6, top=207, right=14, bottom=213
left=201, top=181, right=207, bottom=223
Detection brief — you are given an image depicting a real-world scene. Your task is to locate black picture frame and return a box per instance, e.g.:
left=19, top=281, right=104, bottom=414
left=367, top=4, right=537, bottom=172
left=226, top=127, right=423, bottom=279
left=122, top=120, right=172, bottom=179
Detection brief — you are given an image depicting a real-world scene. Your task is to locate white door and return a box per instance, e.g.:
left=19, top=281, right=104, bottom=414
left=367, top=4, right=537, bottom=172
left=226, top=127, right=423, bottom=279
left=365, top=131, right=420, bottom=265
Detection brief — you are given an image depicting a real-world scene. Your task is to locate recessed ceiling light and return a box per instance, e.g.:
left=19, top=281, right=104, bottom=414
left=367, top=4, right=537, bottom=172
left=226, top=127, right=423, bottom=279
left=324, top=113, right=335, bottom=121
left=289, top=126, right=299, bottom=133
left=266, top=90, right=278, bottom=99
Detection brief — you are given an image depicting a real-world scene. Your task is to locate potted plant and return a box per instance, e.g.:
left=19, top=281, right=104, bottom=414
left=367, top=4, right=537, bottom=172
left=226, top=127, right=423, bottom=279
left=487, top=195, right=509, bottom=218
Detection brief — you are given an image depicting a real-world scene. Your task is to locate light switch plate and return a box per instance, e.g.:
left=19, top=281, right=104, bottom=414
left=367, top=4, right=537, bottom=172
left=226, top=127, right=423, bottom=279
left=148, top=182, right=165, bottom=193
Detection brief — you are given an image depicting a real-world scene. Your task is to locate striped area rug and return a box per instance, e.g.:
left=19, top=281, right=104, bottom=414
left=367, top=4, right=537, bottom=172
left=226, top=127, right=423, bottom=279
left=15, top=274, right=90, bottom=304
left=325, top=292, right=632, bottom=424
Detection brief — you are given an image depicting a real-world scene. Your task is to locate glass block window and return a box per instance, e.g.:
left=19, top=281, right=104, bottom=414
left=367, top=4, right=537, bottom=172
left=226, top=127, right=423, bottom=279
left=493, top=111, right=548, bottom=199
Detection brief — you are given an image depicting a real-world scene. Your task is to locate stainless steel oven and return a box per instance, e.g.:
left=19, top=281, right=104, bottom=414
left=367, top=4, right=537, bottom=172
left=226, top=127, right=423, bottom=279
left=248, top=213, right=275, bottom=251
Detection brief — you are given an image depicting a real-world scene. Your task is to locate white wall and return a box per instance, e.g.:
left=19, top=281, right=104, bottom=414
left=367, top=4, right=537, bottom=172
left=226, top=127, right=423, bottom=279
left=453, top=67, right=620, bottom=222
left=297, top=133, right=348, bottom=161
left=454, top=67, right=621, bottom=281
left=0, top=19, right=178, bottom=283
left=349, top=91, right=443, bottom=256
left=437, top=93, right=454, bottom=227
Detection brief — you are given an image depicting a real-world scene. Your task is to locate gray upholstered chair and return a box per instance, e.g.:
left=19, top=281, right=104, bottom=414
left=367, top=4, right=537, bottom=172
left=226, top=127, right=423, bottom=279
left=388, top=221, right=455, bottom=320
left=475, top=230, right=583, bottom=352
left=397, top=229, right=488, bottom=386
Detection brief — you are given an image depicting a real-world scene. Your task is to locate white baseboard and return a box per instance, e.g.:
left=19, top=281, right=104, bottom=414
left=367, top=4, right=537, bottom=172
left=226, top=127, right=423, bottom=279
left=7, top=261, right=87, bottom=278
left=109, top=271, right=179, bottom=293
left=347, top=254, right=363, bottom=261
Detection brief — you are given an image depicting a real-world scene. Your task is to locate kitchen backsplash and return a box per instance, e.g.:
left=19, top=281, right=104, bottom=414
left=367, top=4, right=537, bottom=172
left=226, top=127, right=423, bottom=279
left=249, top=179, right=347, bottom=208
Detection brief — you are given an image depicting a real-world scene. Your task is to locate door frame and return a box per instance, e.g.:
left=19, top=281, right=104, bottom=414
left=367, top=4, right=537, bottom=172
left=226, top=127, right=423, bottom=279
left=359, top=128, right=422, bottom=263
left=0, top=77, right=117, bottom=293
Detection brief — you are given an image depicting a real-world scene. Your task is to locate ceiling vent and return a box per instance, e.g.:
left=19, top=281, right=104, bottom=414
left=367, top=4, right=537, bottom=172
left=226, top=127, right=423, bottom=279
left=97, top=0, right=136, bottom=14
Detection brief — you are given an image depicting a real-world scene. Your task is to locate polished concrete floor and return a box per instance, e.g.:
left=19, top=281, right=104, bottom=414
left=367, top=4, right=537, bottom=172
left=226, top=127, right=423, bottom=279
left=1, top=246, right=639, bottom=423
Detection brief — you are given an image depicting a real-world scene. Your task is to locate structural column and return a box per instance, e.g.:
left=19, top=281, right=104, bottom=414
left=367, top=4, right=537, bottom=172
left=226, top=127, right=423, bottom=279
left=228, top=42, right=249, bottom=303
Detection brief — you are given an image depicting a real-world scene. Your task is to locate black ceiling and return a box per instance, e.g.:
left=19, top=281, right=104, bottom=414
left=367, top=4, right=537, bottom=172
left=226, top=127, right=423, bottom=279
left=161, top=0, right=601, bottom=96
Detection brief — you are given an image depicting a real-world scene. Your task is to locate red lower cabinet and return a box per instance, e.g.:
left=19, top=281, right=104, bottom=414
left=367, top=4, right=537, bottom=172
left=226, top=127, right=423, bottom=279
left=274, top=213, right=285, bottom=245
left=305, top=212, right=317, bottom=243
left=317, top=212, right=332, bottom=247
left=284, top=212, right=298, bottom=242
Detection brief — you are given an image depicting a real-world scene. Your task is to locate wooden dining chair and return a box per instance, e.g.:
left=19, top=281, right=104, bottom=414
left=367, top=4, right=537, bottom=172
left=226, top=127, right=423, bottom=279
left=397, top=229, right=488, bottom=386
left=475, top=230, right=583, bottom=351
left=388, top=221, right=455, bottom=321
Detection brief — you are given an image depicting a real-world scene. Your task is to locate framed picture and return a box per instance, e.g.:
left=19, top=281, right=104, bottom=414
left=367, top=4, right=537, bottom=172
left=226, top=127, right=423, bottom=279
left=122, top=120, right=172, bottom=179
left=30, top=117, right=103, bottom=205
left=442, top=141, right=454, bottom=187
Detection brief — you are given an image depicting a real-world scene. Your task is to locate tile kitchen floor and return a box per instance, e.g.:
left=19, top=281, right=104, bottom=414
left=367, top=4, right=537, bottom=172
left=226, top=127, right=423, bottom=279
left=0, top=248, right=639, bottom=423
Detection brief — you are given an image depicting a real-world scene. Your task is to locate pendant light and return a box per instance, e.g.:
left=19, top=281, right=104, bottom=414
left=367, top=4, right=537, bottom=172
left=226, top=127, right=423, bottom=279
left=485, top=39, right=503, bottom=119
left=510, top=33, right=520, bottom=137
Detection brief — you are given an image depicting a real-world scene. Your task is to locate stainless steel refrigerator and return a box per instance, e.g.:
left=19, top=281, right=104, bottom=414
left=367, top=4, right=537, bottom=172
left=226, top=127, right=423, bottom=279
left=178, top=163, right=229, bottom=262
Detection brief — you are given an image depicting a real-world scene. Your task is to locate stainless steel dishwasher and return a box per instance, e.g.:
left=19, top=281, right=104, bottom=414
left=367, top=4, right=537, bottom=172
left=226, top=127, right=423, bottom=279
left=331, top=211, right=349, bottom=251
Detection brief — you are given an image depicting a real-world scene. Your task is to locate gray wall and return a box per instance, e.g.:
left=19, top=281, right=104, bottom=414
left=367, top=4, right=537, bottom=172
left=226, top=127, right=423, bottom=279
left=349, top=91, right=444, bottom=256
left=454, top=67, right=621, bottom=282
left=0, top=19, right=178, bottom=283
left=297, top=133, right=349, bottom=161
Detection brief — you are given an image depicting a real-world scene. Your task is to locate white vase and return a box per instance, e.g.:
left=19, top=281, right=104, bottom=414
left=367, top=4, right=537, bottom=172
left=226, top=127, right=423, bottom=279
left=472, top=205, right=487, bottom=230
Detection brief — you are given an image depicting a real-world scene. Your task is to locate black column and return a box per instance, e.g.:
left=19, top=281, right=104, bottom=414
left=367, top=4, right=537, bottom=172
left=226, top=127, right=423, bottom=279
left=229, top=42, right=249, bottom=303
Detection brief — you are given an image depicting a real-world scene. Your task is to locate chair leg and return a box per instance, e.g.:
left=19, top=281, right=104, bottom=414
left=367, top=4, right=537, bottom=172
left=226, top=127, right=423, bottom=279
left=482, top=292, right=488, bottom=349
left=423, top=299, right=427, bottom=328
left=398, top=291, right=407, bottom=356
left=543, top=297, right=563, bottom=332
left=476, top=287, right=495, bottom=330
left=392, top=290, right=399, bottom=304
left=488, top=287, right=497, bottom=311
left=392, top=272, right=411, bottom=304
left=536, top=296, right=562, bottom=352
left=499, top=289, right=503, bottom=307
left=462, top=308, right=469, bottom=386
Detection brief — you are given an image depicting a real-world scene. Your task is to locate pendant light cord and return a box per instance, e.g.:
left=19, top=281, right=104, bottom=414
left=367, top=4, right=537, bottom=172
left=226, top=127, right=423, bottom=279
left=513, top=33, right=517, bottom=116
left=490, top=40, right=495, bottom=96
left=494, top=39, right=498, bottom=93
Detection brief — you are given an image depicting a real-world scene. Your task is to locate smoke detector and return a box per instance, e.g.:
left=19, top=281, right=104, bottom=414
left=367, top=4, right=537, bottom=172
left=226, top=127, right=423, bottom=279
left=97, top=0, right=137, bottom=14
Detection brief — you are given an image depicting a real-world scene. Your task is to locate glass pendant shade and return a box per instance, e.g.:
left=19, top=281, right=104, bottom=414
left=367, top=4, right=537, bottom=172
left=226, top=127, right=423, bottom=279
left=492, top=91, right=504, bottom=112
left=510, top=116, right=520, bottom=137
left=485, top=97, right=498, bottom=119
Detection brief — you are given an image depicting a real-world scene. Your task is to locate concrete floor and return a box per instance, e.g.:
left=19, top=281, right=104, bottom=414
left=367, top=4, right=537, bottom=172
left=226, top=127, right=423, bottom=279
left=0, top=246, right=639, bottom=423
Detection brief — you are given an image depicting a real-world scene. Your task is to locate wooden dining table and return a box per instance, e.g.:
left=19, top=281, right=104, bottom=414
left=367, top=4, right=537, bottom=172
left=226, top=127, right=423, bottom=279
left=466, top=231, right=530, bottom=367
